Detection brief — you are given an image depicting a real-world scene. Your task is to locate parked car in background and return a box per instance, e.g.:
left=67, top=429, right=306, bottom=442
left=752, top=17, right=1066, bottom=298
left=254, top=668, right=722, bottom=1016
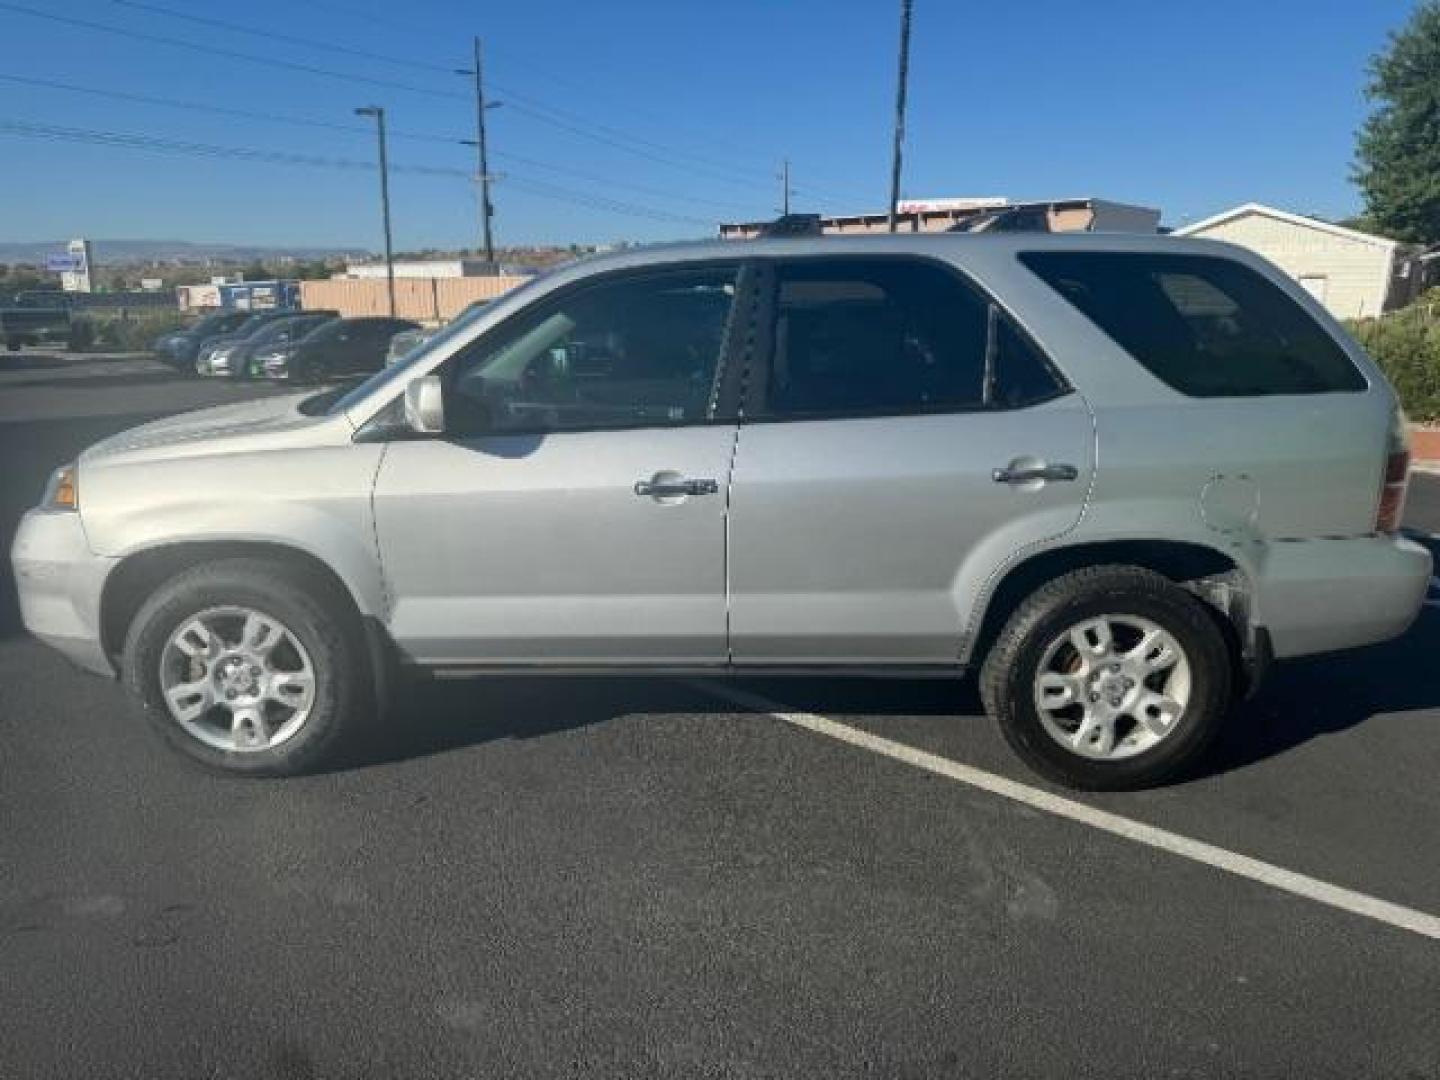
left=10, top=235, right=1429, bottom=787
left=227, top=313, right=338, bottom=379
left=385, top=301, right=490, bottom=366
left=1, top=300, right=72, bottom=351
left=262, top=316, right=419, bottom=382
left=153, top=310, right=251, bottom=369
left=194, top=310, right=304, bottom=376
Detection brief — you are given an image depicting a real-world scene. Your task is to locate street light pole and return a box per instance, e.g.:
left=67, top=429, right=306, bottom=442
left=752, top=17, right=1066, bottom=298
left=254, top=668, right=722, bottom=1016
left=886, top=0, right=914, bottom=234
left=355, top=105, right=395, bottom=317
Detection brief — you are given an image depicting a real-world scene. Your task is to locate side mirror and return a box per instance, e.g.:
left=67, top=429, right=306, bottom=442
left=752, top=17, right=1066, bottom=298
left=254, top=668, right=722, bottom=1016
left=404, top=375, right=445, bottom=434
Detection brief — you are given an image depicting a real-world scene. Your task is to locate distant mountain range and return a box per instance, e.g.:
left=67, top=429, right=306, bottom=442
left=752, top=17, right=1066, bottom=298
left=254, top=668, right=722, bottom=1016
left=0, top=239, right=370, bottom=265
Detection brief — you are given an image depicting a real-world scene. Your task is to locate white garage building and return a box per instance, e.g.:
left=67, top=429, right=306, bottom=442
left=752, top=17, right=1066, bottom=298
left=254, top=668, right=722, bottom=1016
left=1174, top=202, right=1399, bottom=321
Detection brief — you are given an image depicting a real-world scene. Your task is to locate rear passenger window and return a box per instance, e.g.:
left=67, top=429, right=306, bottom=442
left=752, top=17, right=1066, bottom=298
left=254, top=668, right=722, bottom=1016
left=764, top=258, right=1065, bottom=419
left=1019, top=251, right=1365, bottom=396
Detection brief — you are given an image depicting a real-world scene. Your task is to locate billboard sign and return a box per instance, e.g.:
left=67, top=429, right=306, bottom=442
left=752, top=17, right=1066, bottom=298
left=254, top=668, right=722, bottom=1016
left=45, top=253, right=84, bottom=273
left=898, top=197, right=1009, bottom=213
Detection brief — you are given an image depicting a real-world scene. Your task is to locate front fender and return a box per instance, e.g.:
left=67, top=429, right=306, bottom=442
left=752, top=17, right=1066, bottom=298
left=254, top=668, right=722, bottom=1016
left=80, top=444, right=387, bottom=618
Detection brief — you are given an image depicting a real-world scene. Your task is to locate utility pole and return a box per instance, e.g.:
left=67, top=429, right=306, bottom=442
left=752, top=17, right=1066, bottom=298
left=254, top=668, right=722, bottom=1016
left=355, top=105, right=395, bottom=317
left=886, top=0, right=914, bottom=233
left=464, top=36, right=496, bottom=264
left=779, top=158, right=791, bottom=216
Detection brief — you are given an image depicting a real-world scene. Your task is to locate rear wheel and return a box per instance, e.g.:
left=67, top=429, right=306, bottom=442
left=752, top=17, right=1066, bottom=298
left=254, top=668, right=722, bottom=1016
left=122, top=558, right=371, bottom=776
left=980, top=566, right=1232, bottom=790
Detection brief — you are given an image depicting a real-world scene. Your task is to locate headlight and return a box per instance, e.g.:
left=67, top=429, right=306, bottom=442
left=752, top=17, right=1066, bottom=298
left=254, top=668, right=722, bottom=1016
left=42, top=463, right=79, bottom=511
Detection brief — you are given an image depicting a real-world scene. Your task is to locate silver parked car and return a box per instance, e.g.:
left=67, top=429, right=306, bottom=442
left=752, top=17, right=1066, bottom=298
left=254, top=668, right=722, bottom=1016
left=10, top=234, right=1431, bottom=788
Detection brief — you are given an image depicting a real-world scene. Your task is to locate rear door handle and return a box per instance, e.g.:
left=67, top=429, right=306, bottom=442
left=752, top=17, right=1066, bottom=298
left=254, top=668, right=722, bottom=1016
left=992, top=462, right=1079, bottom=484
left=634, top=475, right=719, bottom=498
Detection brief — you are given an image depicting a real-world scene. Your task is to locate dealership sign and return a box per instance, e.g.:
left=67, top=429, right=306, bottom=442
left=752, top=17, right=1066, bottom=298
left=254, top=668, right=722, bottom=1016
left=45, top=252, right=85, bottom=273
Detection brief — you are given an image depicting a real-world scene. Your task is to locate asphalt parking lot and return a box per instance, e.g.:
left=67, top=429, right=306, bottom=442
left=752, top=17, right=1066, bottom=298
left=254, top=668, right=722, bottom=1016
left=1, top=352, right=1437, bottom=1079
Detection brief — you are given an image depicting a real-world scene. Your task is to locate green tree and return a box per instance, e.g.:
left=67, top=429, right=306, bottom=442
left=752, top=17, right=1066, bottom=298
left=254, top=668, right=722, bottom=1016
left=1356, top=1, right=1440, bottom=243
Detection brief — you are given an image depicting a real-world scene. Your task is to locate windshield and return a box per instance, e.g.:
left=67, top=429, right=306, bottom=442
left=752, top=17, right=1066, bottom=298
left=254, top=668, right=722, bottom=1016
left=326, top=266, right=565, bottom=416
left=255, top=315, right=326, bottom=345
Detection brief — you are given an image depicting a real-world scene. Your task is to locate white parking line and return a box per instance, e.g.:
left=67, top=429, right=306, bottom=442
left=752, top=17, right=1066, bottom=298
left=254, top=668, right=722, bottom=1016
left=696, top=682, right=1440, bottom=942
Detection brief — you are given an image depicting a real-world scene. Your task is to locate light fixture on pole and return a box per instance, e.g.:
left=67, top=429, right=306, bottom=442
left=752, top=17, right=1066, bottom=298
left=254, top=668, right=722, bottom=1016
left=354, top=105, right=396, bottom=317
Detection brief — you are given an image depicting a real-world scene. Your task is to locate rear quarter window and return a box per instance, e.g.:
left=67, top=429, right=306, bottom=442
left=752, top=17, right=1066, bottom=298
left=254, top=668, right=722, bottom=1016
left=1018, top=251, right=1366, bottom=397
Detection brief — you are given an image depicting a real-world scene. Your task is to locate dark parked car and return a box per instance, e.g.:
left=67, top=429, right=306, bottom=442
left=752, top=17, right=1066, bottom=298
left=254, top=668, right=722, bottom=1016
left=262, top=317, right=419, bottom=382
left=195, top=309, right=308, bottom=376
left=385, top=301, right=491, bottom=366
left=153, top=310, right=252, bottom=369
left=224, top=313, right=339, bottom=379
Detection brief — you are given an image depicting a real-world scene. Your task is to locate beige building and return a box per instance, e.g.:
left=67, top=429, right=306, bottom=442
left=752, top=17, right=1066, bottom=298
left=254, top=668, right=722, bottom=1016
left=719, top=196, right=1160, bottom=239
left=342, top=258, right=496, bottom=280
left=1174, top=203, right=1399, bottom=321
left=300, top=275, right=529, bottom=322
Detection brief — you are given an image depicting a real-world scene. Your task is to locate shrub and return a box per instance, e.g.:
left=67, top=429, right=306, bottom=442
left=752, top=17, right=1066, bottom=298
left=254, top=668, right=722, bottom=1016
left=70, top=310, right=188, bottom=353
left=1347, top=307, right=1440, bottom=421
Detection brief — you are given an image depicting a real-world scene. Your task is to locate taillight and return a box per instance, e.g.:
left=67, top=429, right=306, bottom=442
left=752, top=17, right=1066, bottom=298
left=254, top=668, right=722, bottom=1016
left=1377, top=409, right=1411, bottom=533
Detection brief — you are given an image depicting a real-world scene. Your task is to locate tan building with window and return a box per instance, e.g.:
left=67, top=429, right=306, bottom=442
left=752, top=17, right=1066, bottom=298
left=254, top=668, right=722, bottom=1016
left=1174, top=203, right=1400, bottom=321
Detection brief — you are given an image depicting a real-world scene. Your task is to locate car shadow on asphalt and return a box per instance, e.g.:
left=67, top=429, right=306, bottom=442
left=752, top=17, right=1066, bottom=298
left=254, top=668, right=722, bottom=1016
left=359, top=540, right=1440, bottom=781
left=0, top=351, right=143, bottom=371
left=1206, top=533, right=1440, bottom=779
left=0, top=370, right=204, bottom=391
left=351, top=675, right=737, bottom=770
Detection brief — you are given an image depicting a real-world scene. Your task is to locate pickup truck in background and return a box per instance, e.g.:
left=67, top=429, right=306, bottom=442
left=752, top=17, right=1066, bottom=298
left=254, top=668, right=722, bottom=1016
left=0, top=298, right=72, bottom=351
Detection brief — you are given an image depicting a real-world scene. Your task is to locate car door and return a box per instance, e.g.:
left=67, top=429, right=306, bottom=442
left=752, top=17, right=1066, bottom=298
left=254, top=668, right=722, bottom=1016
left=371, top=262, right=752, bottom=665
left=727, top=255, right=1094, bottom=664
left=348, top=321, right=393, bottom=376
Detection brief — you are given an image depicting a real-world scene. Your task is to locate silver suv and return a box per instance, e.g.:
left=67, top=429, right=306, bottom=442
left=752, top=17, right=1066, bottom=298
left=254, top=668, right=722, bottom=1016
left=10, top=235, right=1431, bottom=789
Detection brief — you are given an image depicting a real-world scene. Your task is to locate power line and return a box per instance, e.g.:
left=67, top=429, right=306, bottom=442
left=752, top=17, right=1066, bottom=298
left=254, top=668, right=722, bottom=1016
left=286, top=0, right=847, bottom=192
left=0, top=117, right=717, bottom=227
left=2, top=0, right=867, bottom=209
left=0, top=2, right=461, bottom=100
left=109, top=0, right=457, bottom=75
left=0, top=118, right=458, bottom=174
left=94, top=0, right=763, bottom=185
left=490, top=149, right=757, bottom=213
left=0, top=72, right=757, bottom=213
left=97, top=0, right=866, bottom=203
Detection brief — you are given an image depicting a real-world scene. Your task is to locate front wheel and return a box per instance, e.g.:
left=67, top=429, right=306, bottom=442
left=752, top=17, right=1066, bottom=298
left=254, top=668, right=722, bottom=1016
left=122, top=558, right=371, bottom=776
left=980, top=566, right=1233, bottom=790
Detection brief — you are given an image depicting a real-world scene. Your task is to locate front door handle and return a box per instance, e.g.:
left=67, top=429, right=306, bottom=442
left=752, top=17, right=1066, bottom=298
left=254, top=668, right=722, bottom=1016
left=992, top=462, right=1080, bottom=484
left=634, top=474, right=719, bottom=498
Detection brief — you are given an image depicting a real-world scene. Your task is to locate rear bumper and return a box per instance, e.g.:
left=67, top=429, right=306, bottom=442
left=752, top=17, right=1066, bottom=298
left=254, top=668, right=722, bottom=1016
left=9, top=509, right=117, bottom=677
left=1257, top=534, right=1432, bottom=659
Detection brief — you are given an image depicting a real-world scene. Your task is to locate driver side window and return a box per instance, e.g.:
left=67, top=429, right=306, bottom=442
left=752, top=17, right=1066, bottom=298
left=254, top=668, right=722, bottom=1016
left=445, top=267, right=740, bottom=436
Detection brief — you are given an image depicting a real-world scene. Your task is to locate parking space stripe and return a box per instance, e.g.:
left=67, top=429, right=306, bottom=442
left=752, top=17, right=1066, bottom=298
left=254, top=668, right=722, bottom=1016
left=695, top=682, right=1440, bottom=942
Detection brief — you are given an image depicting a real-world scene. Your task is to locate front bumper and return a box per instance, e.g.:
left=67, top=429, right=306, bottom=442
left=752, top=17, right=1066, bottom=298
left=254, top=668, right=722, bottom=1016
left=1257, top=533, right=1432, bottom=659
left=9, top=509, right=118, bottom=677
left=198, top=353, right=234, bottom=376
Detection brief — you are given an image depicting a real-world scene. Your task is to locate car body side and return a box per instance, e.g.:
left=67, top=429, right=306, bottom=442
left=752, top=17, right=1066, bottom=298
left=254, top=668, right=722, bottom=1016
left=12, top=233, right=1431, bottom=687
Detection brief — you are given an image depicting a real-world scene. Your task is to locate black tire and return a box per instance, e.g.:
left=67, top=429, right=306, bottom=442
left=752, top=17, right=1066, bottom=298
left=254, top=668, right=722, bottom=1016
left=122, top=558, right=372, bottom=777
left=979, top=565, right=1232, bottom=791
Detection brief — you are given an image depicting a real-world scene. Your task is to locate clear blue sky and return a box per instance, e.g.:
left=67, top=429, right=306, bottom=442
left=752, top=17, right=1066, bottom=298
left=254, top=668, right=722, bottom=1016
left=0, top=0, right=1420, bottom=252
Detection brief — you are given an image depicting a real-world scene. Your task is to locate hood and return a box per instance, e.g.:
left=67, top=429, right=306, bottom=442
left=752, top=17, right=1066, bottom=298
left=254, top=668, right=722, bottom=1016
left=81, top=392, right=344, bottom=466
